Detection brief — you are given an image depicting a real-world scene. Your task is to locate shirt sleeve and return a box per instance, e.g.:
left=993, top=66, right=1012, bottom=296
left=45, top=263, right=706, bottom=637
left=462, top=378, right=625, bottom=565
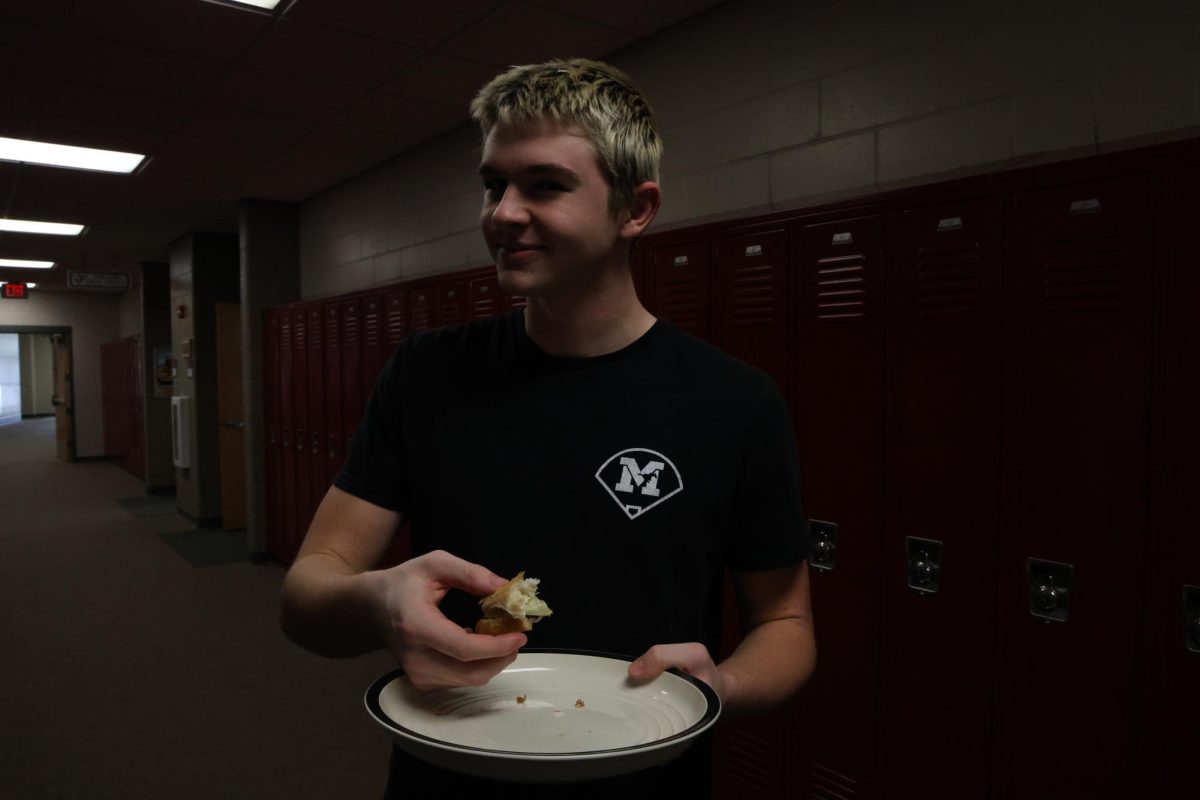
left=333, top=340, right=410, bottom=513
left=725, top=379, right=811, bottom=571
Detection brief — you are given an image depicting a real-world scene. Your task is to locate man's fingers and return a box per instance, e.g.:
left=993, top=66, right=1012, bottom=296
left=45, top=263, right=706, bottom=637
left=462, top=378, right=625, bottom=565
left=420, top=611, right=527, bottom=662
left=420, top=550, right=508, bottom=597
left=629, top=643, right=709, bottom=680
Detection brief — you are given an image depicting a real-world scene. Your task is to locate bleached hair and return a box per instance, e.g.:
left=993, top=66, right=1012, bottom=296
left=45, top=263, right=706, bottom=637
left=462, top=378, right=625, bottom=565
left=470, top=58, right=662, bottom=216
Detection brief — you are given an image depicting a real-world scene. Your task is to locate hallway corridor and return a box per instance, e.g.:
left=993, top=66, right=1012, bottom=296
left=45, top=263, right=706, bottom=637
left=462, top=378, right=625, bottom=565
left=1, top=418, right=394, bottom=798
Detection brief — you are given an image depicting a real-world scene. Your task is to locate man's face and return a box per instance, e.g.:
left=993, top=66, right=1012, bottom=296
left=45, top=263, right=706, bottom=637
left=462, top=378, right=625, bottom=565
left=478, top=117, right=625, bottom=299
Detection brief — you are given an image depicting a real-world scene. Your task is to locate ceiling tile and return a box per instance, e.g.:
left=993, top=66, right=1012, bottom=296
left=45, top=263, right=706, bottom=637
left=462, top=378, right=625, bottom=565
left=49, top=38, right=225, bottom=103
left=206, top=66, right=360, bottom=123
left=293, top=124, right=407, bottom=164
left=332, top=93, right=463, bottom=136
left=286, top=0, right=497, bottom=49
left=235, top=148, right=378, bottom=201
left=238, top=18, right=422, bottom=84
left=378, top=53, right=501, bottom=109
left=525, top=0, right=723, bottom=37
left=63, top=0, right=271, bottom=61
left=439, top=1, right=634, bottom=66
left=153, top=135, right=279, bottom=184
left=180, top=106, right=311, bottom=148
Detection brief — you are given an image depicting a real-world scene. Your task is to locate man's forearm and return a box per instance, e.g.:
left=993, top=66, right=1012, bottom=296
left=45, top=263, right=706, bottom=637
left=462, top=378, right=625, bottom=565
left=280, top=554, right=387, bottom=658
left=717, top=617, right=816, bottom=718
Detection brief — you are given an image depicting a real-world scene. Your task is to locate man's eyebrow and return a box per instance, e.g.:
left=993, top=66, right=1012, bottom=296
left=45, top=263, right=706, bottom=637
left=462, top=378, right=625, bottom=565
left=477, top=163, right=581, bottom=179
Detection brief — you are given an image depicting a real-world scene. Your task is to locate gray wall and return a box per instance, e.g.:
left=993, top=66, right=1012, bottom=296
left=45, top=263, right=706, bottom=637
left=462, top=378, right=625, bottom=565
left=18, top=334, right=54, bottom=416
left=141, top=263, right=174, bottom=492
left=296, top=0, right=1200, bottom=299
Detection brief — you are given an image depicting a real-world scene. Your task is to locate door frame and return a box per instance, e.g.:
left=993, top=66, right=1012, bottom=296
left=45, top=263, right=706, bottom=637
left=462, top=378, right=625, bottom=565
left=0, top=325, right=76, bottom=460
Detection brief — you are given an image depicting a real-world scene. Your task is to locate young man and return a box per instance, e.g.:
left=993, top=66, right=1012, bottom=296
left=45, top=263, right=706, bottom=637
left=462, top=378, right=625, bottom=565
left=280, top=59, right=816, bottom=797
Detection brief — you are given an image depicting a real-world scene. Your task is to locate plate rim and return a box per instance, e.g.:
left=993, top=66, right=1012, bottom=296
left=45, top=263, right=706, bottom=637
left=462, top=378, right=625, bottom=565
left=364, top=647, right=722, bottom=760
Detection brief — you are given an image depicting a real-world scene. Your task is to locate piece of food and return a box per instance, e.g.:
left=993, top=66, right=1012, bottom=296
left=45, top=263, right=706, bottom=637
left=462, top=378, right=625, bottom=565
left=475, top=571, right=553, bottom=635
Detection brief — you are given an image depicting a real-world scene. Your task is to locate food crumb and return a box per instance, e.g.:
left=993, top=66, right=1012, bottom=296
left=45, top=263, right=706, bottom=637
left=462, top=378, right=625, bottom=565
left=575, top=699, right=586, bottom=709
left=516, top=695, right=527, bottom=704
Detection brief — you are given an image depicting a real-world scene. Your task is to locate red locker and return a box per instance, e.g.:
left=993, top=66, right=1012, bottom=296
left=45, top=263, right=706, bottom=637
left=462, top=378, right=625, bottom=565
left=792, top=214, right=887, bottom=799
left=279, top=309, right=298, bottom=561
left=291, top=305, right=312, bottom=556
left=1150, top=164, right=1200, bottom=799
left=361, top=293, right=384, bottom=405
left=341, top=297, right=362, bottom=466
left=437, top=279, right=468, bottom=325
left=994, top=176, right=1153, bottom=799
left=647, top=240, right=713, bottom=342
left=408, top=283, right=435, bottom=332
left=306, top=305, right=326, bottom=521
left=468, top=273, right=502, bottom=319
left=716, top=228, right=791, bottom=399
left=878, top=198, right=1004, bottom=796
left=324, top=302, right=343, bottom=487
left=263, top=310, right=284, bottom=562
left=384, top=287, right=408, bottom=361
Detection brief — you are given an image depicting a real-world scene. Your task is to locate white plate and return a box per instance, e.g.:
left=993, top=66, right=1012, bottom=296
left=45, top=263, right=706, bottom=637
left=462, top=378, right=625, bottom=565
left=364, top=649, right=721, bottom=784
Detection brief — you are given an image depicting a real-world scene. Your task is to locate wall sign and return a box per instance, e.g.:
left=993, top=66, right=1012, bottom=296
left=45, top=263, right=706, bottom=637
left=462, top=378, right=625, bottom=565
left=1, top=283, right=29, bottom=299
left=68, top=271, right=130, bottom=290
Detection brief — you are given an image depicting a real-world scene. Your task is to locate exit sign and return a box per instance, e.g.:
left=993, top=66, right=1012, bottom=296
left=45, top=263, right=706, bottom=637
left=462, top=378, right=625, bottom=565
left=2, top=283, right=29, bottom=299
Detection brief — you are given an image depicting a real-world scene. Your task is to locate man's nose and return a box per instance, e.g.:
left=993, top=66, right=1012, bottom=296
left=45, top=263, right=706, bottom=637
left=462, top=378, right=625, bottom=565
left=491, top=187, right=530, bottom=226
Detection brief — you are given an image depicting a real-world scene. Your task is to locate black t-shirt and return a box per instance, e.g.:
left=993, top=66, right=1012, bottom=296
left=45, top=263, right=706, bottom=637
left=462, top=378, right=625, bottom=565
left=335, top=309, right=809, bottom=796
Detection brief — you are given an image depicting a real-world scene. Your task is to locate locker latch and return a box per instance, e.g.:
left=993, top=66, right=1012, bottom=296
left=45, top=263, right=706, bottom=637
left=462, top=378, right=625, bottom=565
left=1184, top=586, right=1200, bottom=655
left=1028, top=559, right=1073, bottom=623
left=907, top=537, right=943, bottom=595
left=809, top=520, right=838, bottom=573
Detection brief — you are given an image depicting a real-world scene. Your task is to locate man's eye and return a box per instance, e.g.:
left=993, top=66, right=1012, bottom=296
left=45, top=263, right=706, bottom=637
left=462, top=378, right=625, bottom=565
left=534, top=180, right=565, bottom=192
left=483, top=180, right=505, bottom=195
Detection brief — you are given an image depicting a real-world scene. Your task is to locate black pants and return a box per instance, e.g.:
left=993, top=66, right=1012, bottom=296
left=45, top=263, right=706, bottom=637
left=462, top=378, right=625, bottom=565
left=383, top=734, right=713, bottom=799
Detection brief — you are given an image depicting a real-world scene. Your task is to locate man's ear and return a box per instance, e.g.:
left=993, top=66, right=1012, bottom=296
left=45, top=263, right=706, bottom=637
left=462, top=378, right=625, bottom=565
left=619, top=181, right=662, bottom=239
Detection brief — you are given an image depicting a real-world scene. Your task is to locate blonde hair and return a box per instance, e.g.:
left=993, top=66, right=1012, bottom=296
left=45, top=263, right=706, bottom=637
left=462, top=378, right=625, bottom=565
left=470, top=58, right=662, bottom=216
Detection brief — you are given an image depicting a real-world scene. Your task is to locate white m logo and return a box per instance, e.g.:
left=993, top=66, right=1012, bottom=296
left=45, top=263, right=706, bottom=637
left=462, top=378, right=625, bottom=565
left=596, top=448, right=683, bottom=520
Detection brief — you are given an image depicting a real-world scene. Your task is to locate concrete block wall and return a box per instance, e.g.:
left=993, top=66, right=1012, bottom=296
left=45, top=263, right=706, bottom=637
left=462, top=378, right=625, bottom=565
left=299, top=0, right=1200, bottom=298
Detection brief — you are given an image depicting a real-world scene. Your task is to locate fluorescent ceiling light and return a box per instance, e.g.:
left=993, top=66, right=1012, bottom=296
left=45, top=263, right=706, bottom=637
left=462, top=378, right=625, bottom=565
left=26, top=282, right=37, bottom=288
left=0, top=258, right=55, bottom=269
left=0, top=137, right=145, bottom=174
left=0, top=218, right=85, bottom=236
left=225, top=0, right=282, bottom=9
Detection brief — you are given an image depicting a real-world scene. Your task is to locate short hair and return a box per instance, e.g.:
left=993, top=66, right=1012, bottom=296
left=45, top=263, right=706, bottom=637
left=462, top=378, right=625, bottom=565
left=470, top=58, right=662, bottom=216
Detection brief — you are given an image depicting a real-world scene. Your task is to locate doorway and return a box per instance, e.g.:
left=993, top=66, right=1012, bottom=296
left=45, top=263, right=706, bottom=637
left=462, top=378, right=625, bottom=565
left=0, top=326, right=75, bottom=461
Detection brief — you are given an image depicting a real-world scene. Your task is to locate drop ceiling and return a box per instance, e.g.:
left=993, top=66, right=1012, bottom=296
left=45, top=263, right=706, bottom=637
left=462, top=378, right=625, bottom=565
left=0, top=0, right=722, bottom=291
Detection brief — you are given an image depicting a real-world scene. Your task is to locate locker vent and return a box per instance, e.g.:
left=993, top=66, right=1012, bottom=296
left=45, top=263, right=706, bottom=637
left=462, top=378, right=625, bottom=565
left=472, top=283, right=498, bottom=319
left=810, top=762, right=857, bottom=799
left=917, top=243, right=980, bottom=317
left=815, top=254, right=866, bottom=320
left=1044, top=236, right=1123, bottom=313
left=325, top=308, right=339, bottom=345
left=411, top=295, right=432, bottom=331
left=280, top=318, right=292, bottom=351
left=661, top=275, right=703, bottom=331
left=731, top=263, right=775, bottom=326
left=363, top=301, right=381, bottom=347
left=343, top=307, right=359, bottom=346
left=386, top=296, right=407, bottom=344
left=728, top=728, right=772, bottom=796
left=293, top=315, right=306, bottom=349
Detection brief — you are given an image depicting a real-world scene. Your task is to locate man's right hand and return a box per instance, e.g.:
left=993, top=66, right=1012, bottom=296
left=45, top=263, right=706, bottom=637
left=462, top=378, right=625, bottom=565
left=368, top=550, right=527, bottom=690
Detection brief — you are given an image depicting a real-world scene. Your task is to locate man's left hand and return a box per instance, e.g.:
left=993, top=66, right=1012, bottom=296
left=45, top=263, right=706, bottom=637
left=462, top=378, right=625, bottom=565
left=628, top=643, right=727, bottom=699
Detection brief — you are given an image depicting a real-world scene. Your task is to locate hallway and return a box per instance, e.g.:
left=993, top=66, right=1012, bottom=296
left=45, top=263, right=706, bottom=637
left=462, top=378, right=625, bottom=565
left=1, top=418, right=394, bottom=798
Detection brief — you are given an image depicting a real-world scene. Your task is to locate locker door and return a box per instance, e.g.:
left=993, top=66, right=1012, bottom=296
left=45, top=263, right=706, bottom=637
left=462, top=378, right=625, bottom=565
left=647, top=241, right=713, bottom=342
left=792, top=215, right=886, bottom=799
left=1152, top=164, right=1200, bottom=800
left=879, top=198, right=1003, bottom=796
left=409, top=284, right=435, bottom=332
left=307, top=305, right=326, bottom=522
left=324, top=302, right=343, bottom=487
left=438, top=279, right=468, bottom=325
left=384, top=288, right=408, bottom=361
left=341, top=297, right=362, bottom=462
left=468, top=273, right=502, bottom=319
left=279, top=310, right=298, bottom=561
left=263, top=310, right=283, bottom=561
left=716, top=229, right=791, bottom=399
left=361, top=294, right=384, bottom=405
left=291, top=306, right=312, bottom=555
left=995, top=176, right=1153, bottom=799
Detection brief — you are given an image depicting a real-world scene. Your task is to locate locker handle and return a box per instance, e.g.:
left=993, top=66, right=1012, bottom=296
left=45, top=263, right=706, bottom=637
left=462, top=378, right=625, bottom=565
left=296, top=429, right=305, bottom=451
left=1184, top=586, right=1200, bottom=654
left=328, top=434, right=337, bottom=459
left=809, top=520, right=838, bottom=573
left=906, top=537, right=943, bottom=594
left=282, top=427, right=290, bottom=447
left=311, top=431, right=320, bottom=454
left=1028, top=559, right=1073, bottom=623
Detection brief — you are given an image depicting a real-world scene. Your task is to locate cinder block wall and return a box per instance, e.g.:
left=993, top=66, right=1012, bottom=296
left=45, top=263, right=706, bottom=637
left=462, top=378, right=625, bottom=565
left=299, top=0, right=1200, bottom=299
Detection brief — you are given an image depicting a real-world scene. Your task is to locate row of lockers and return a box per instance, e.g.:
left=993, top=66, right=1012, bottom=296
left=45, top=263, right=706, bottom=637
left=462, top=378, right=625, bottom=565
left=262, top=140, right=1197, bottom=798
left=100, top=335, right=145, bottom=481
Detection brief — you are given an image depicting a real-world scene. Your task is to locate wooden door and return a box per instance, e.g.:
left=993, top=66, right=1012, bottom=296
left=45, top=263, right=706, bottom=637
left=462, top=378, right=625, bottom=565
left=51, top=333, right=74, bottom=462
left=216, top=302, right=246, bottom=530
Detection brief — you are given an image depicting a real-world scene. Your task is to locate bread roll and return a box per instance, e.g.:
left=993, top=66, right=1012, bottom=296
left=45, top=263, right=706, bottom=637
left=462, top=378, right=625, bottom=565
left=475, top=571, right=553, bottom=635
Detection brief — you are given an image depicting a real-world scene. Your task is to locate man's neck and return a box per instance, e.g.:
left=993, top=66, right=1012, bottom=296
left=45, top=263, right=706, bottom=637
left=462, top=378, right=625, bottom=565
left=522, top=269, right=656, bottom=358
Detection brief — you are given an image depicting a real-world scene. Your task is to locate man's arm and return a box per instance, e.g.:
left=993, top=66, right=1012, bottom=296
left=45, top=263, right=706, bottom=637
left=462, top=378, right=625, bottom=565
left=280, top=485, right=528, bottom=688
left=628, top=561, right=816, bottom=718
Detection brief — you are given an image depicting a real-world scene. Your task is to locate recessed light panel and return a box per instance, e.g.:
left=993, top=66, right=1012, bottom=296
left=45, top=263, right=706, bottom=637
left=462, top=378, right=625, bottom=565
left=0, top=259, right=55, bottom=269
left=225, top=0, right=282, bottom=9
left=0, top=137, right=145, bottom=174
left=0, top=218, right=85, bottom=236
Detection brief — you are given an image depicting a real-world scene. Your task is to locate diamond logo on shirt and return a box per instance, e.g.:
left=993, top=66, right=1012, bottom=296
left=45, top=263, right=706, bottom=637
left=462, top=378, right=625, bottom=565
left=595, top=448, right=683, bottom=520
